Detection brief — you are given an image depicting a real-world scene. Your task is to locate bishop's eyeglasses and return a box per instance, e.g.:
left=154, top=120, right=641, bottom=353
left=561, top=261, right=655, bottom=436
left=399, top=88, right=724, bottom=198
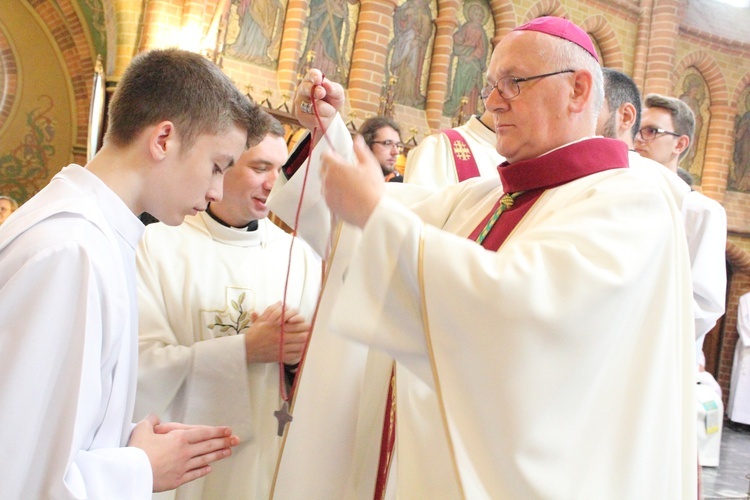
left=636, top=126, right=682, bottom=142
left=480, top=70, right=575, bottom=101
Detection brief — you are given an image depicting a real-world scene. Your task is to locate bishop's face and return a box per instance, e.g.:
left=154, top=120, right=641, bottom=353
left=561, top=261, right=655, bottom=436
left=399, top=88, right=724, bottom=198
left=484, top=31, right=578, bottom=164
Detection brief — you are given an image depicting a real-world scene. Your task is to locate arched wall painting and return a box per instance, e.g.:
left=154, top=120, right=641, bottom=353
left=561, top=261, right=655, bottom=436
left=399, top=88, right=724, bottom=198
left=729, top=86, right=750, bottom=193
left=77, top=0, right=107, bottom=60
left=297, top=0, right=360, bottom=84
left=225, top=0, right=287, bottom=68
left=443, top=0, right=494, bottom=118
left=386, top=0, right=435, bottom=109
left=678, top=68, right=710, bottom=182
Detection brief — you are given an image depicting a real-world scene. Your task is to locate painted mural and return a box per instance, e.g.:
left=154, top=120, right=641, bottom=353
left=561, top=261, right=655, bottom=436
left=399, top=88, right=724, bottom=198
left=443, top=0, right=493, bottom=118
left=729, top=87, right=750, bottom=193
left=60, top=0, right=106, bottom=60
left=298, top=0, right=359, bottom=84
left=386, top=0, right=434, bottom=109
left=225, top=0, right=287, bottom=68
left=0, top=96, right=56, bottom=204
left=678, top=70, right=710, bottom=181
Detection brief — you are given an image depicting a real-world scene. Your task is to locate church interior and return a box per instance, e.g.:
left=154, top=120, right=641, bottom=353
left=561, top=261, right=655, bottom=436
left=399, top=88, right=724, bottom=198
left=1, top=0, right=750, bottom=496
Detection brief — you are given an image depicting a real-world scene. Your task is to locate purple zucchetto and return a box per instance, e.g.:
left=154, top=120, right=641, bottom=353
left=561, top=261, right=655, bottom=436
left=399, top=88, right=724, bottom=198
left=513, top=16, right=599, bottom=63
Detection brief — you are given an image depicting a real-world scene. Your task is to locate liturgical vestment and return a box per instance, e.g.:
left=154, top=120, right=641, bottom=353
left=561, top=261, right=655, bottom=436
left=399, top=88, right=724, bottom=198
left=269, top=115, right=697, bottom=499
left=0, top=165, right=152, bottom=498
left=404, top=115, right=503, bottom=188
left=135, top=212, right=321, bottom=499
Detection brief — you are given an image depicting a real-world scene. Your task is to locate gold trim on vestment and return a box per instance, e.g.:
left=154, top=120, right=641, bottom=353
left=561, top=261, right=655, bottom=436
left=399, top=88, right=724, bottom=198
left=269, top=219, right=344, bottom=498
left=417, top=222, right=466, bottom=500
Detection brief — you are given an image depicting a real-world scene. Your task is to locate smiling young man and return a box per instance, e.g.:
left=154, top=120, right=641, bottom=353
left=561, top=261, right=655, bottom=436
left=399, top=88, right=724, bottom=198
left=270, top=16, right=696, bottom=498
left=0, top=48, right=268, bottom=498
left=135, top=118, right=321, bottom=500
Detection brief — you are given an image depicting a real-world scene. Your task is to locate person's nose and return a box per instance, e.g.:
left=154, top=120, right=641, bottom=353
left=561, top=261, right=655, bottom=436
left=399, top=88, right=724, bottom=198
left=207, top=176, right=224, bottom=203
left=263, top=169, right=279, bottom=191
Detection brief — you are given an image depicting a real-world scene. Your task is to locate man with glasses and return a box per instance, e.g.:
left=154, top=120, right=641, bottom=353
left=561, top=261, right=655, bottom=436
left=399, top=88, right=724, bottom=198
left=271, top=16, right=696, bottom=498
left=599, top=77, right=727, bottom=469
left=358, top=116, right=405, bottom=182
left=637, top=94, right=726, bottom=368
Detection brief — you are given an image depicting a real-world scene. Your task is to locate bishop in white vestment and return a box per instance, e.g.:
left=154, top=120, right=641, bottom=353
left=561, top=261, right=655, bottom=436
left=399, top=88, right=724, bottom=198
left=271, top=16, right=697, bottom=499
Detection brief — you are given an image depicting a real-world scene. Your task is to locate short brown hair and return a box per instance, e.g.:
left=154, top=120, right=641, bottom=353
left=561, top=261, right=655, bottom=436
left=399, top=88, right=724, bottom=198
left=105, top=48, right=268, bottom=151
left=644, top=93, right=695, bottom=160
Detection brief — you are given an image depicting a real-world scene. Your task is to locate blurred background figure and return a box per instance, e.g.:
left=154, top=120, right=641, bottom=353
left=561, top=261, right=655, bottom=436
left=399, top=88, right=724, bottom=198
left=0, top=195, right=18, bottom=224
left=358, top=116, right=405, bottom=182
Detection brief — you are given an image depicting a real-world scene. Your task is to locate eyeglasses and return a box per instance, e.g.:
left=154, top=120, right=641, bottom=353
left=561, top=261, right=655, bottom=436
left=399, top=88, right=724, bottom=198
left=636, top=126, right=682, bottom=142
left=480, top=70, right=575, bottom=101
left=370, top=140, right=404, bottom=152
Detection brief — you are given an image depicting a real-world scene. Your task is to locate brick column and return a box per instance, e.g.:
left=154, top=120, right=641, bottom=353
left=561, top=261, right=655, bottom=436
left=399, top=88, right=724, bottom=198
left=701, top=104, right=735, bottom=202
left=632, top=0, right=654, bottom=90
left=139, top=0, right=183, bottom=52
left=277, top=0, right=309, bottom=95
left=347, top=0, right=398, bottom=115
left=179, top=0, right=206, bottom=52
left=111, top=0, right=143, bottom=78
left=642, top=0, right=684, bottom=95
left=488, top=0, right=516, bottom=41
left=424, top=10, right=458, bottom=132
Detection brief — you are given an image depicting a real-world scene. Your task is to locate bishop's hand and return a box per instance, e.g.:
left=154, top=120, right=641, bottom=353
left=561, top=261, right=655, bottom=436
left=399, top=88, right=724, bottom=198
left=294, top=69, right=345, bottom=133
left=320, top=135, right=385, bottom=229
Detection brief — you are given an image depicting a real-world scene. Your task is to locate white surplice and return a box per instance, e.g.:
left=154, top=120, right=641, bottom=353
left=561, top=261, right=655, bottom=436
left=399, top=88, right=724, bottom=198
left=404, top=115, right=503, bottom=188
left=135, top=212, right=320, bottom=499
left=270, top=116, right=696, bottom=498
left=728, top=292, right=750, bottom=424
left=681, top=190, right=727, bottom=361
left=0, top=165, right=152, bottom=498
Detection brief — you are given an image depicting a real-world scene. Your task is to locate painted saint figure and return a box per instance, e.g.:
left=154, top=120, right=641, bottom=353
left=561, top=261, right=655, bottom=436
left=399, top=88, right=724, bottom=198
left=679, top=74, right=707, bottom=176
left=388, top=0, right=433, bottom=107
left=730, top=92, right=750, bottom=192
left=301, top=0, right=358, bottom=83
left=228, top=0, right=285, bottom=67
left=443, top=1, right=490, bottom=117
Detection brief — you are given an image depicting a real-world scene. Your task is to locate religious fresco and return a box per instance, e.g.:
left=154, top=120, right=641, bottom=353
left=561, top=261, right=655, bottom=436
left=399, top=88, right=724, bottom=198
left=678, top=70, right=710, bottom=181
left=442, top=0, right=493, bottom=118
left=298, top=0, right=360, bottom=84
left=0, top=96, right=57, bottom=204
left=72, top=0, right=107, bottom=60
left=386, top=0, right=435, bottom=109
left=729, top=87, right=750, bottom=193
left=224, top=0, right=287, bottom=68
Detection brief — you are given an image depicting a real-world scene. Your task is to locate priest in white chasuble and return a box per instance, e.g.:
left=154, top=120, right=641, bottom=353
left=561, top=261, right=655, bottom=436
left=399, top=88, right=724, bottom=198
left=270, top=16, right=696, bottom=499
left=135, top=120, right=321, bottom=500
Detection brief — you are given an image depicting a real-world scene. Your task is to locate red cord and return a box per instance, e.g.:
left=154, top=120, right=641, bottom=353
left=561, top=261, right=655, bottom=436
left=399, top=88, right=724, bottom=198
left=278, top=77, right=333, bottom=403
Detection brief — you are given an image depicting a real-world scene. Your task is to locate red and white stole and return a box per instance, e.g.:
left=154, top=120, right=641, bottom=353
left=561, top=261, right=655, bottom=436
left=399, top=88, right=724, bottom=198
left=468, top=138, right=629, bottom=251
left=442, top=129, right=481, bottom=182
